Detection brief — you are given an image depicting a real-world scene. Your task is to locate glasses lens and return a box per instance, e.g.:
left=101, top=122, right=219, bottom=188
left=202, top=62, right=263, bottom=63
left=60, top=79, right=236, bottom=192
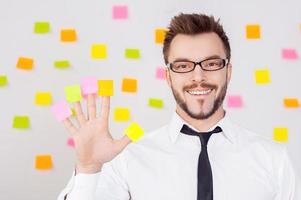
left=202, top=58, right=225, bottom=71
left=171, top=61, right=194, bottom=73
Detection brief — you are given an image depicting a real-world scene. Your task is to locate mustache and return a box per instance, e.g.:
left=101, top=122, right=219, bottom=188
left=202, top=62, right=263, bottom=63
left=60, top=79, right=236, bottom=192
left=183, top=82, right=217, bottom=91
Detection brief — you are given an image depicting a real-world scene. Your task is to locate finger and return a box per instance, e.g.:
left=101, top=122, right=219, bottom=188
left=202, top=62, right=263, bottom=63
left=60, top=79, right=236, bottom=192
left=114, top=135, right=131, bottom=154
left=74, top=102, right=86, bottom=126
left=63, top=118, right=77, bottom=135
left=87, top=94, right=96, bottom=120
left=100, top=96, right=110, bottom=122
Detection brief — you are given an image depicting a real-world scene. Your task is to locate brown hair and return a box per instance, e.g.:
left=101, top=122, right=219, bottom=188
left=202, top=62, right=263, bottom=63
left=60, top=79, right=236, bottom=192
left=163, top=13, right=231, bottom=64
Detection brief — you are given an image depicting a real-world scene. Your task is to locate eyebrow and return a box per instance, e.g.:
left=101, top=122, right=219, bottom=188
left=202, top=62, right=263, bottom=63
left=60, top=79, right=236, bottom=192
left=172, top=55, right=223, bottom=63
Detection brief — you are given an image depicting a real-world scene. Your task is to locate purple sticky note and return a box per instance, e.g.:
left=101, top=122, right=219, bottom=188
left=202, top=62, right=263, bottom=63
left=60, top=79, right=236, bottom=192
left=156, top=67, right=166, bottom=80
left=282, top=48, right=298, bottom=60
left=112, top=5, right=128, bottom=19
left=227, top=95, right=243, bottom=108
left=67, top=137, right=75, bottom=147
left=51, top=100, right=72, bottom=121
left=80, top=77, right=98, bottom=97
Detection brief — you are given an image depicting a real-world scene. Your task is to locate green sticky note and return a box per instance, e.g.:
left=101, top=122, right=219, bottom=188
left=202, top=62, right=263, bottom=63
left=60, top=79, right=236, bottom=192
left=148, top=98, right=164, bottom=108
left=125, top=48, right=140, bottom=59
left=64, top=85, right=82, bottom=103
left=34, top=22, right=50, bottom=34
left=13, top=116, right=30, bottom=129
left=54, top=60, right=70, bottom=69
left=0, top=75, right=8, bottom=87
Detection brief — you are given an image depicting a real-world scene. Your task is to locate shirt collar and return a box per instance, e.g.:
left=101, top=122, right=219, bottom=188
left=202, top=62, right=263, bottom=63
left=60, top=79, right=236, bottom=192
left=167, top=111, right=236, bottom=144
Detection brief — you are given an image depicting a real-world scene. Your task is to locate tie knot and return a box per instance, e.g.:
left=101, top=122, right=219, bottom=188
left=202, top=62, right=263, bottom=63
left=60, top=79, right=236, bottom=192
left=180, top=124, right=222, bottom=146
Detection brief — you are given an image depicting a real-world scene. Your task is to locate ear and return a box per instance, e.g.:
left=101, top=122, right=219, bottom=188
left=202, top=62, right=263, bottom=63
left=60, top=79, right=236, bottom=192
left=226, top=63, right=232, bottom=84
left=165, top=68, right=172, bottom=87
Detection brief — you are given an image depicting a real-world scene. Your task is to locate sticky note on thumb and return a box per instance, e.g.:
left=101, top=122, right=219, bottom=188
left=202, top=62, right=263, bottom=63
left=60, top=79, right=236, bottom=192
left=124, top=122, right=144, bottom=142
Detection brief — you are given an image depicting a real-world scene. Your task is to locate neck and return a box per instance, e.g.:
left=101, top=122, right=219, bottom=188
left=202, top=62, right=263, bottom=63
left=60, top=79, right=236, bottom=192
left=176, top=106, right=225, bottom=132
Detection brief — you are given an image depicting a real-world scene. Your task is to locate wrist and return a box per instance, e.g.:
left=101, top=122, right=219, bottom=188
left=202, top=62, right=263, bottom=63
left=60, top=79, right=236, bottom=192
left=75, top=163, right=102, bottom=174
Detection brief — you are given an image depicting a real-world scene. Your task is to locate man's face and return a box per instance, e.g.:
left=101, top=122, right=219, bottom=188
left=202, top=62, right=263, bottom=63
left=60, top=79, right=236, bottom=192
left=166, top=32, right=232, bottom=120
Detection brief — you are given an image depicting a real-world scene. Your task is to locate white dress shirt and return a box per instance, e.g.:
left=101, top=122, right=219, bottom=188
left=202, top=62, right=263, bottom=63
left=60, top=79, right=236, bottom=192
left=58, top=112, right=301, bottom=200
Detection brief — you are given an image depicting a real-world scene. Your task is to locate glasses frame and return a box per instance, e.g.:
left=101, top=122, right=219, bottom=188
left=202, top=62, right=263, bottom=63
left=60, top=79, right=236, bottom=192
left=167, top=58, right=229, bottom=73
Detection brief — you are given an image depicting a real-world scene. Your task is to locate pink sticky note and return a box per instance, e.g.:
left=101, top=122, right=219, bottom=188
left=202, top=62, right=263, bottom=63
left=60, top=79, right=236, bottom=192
left=227, top=95, right=243, bottom=108
left=67, top=137, right=75, bottom=147
left=112, top=5, right=128, bottom=19
left=156, top=67, right=166, bottom=80
left=282, top=48, right=298, bottom=60
left=81, top=77, right=98, bottom=97
left=51, top=100, right=72, bottom=121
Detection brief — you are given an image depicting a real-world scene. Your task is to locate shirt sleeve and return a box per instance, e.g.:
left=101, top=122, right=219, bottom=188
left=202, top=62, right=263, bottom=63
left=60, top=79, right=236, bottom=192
left=276, top=146, right=301, bottom=200
left=57, top=152, right=131, bottom=200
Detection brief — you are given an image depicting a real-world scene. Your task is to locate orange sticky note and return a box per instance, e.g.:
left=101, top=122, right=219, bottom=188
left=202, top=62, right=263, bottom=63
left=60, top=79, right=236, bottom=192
left=35, top=155, right=53, bottom=170
left=273, top=127, right=288, bottom=142
left=255, top=69, right=270, bottom=84
left=155, top=29, right=167, bottom=44
left=60, top=29, right=77, bottom=42
left=122, top=78, right=137, bottom=93
left=246, top=24, right=261, bottom=39
left=283, top=98, right=300, bottom=108
left=16, top=57, right=34, bottom=70
left=98, top=80, right=114, bottom=96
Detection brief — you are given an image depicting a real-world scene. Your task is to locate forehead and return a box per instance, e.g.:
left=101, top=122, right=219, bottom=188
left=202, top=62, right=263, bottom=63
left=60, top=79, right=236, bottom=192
left=168, top=32, right=226, bottom=62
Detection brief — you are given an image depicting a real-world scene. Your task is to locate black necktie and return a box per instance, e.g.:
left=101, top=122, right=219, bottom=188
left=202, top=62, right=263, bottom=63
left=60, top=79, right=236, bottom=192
left=180, top=124, right=222, bottom=200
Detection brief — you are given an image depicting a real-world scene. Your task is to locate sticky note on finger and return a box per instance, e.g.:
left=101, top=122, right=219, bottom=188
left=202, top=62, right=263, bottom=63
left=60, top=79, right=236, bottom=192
left=64, top=85, right=82, bottom=103
left=124, top=122, right=144, bottom=142
left=114, top=107, right=130, bottom=121
left=16, top=57, right=34, bottom=70
left=255, top=69, right=270, bottom=84
left=35, top=155, right=53, bottom=170
left=13, top=116, right=30, bottom=129
left=35, top=92, right=52, bottom=105
left=51, top=101, right=72, bottom=121
left=81, top=77, right=98, bottom=97
left=273, top=127, right=288, bottom=142
left=98, top=80, right=114, bottom=96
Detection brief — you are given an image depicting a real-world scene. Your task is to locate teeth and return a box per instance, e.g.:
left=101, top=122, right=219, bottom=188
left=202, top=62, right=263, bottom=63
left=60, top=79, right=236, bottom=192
left=188, top=89, right=211, bottom=95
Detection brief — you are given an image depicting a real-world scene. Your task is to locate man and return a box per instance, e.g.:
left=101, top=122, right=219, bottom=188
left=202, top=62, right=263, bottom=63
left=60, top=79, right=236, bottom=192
left=58, top=13, right=300, bottom=200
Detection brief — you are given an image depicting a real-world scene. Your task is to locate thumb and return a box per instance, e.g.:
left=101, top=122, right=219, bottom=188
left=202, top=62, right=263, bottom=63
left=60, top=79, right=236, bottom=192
left=114, top=135, right=132, bottom=154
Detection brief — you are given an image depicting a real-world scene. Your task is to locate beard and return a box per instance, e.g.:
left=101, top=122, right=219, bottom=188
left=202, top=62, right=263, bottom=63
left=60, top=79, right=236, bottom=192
left=171, top=78, right=228, bottom=120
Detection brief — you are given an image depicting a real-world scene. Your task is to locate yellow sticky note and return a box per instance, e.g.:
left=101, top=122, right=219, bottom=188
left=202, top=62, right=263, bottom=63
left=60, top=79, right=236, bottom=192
left=283, top=98, right=300, bottom=108
left=124, top=122, right=144, bottom=142
left=114, top=107, right=130, bottom=121
left=273, top=127, right=288, bottom=142
left=255, top=69, right=270, bottom=84
left=35, top=155, right=53, bottom=170
left=155, top=29, right=167, bottom=44
left=13, top=116, right=30, bottom=129
left=122, top=78, right=137, bottom=93
left=35, top=92, right=52, bottom=105
left=16, top=57, right=34, bottom=70
left=60, top=29, right=77, bottom=42
left=98, top=80, right=114, bottom=96
left=0, top=75, right=8, bottom=87
left=246, top=24, right=261, bottom=39
left=91, top=44, right=107, bottom=59
left=64, top=85, right=82, bottom=103
left=148, top=98, right=164, bottom=108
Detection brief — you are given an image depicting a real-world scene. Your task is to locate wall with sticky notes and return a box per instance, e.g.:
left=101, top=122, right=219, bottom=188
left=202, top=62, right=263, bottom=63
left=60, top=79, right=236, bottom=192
left=0, top=0, right=300, bottom=199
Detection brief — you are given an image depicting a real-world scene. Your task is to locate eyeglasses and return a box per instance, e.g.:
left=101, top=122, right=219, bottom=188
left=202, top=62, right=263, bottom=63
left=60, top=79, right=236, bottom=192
left=167, top=58, right=228, bottom=73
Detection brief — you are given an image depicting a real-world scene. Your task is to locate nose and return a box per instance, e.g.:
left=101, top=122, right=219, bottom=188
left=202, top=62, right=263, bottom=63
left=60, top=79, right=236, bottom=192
left=191, top=63, right=206, bottom=82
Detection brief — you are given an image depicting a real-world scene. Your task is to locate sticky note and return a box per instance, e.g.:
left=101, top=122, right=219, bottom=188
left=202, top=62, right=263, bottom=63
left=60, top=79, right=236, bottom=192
left=13, top=116, right=30, bottom=129
left=35, top=92, right=52, bottom=105
left=114, top=107, right=130, bottom=121
left=60, top=29, right=77, bottom=42
left=0, top=75, right=8, bottom=87
left=122, top=78, right=137, bottom=93
left=125, top=49, right=140, bottom=59
left=148, top=98, right=164, bottom=108
left=91, top=44, right=107, bottom=59
left=64, top=85, right=82, bottom=103
left=155, top=29, right=167, bottom=44
left=67, top=138, right=75, bottom=147
left=282, top=48, right=298, bottom=60
left=112, top=5, right=128, bottom=19
left=81, top=77, right=98, bottom=97
left=227, top=95, right=243, bottom=108
left=51, top=101, right=72, bottom=121
left=98, top=80, right=114, bottom=96
left=35, top=155, right=53, bottom=170
left=255, top=69, right=270, bottom=84
left=16, top=57, right=34, bottom=70
left=246, top=24, right=261, bottom=39
left=34, top=22, right=50, bottom=34
left=71, top=107, right=76, bottom=116
left=283, top=98, right=300, bottom=108
left=273, top=127, right=288, bottom=142
left=156, top=67, right=166, bottom=80
left=54, top=60, right=70, bottom=69
left=124, top=122, right=144, bottom=142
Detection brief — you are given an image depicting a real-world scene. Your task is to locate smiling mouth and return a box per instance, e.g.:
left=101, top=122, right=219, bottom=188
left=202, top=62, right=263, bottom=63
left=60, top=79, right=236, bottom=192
left=187, top=89, right=213, bottom=95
